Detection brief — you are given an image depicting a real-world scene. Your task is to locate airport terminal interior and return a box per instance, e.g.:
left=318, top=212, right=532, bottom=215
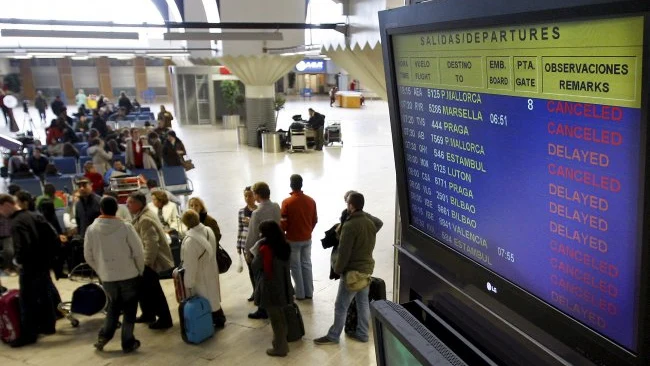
left=3, top=0, right=650, bottom=365
left=0, top=97, right=393, bottom=365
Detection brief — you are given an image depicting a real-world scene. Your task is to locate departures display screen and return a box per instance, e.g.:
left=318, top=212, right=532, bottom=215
left=393, top=16, right=644, bottom=350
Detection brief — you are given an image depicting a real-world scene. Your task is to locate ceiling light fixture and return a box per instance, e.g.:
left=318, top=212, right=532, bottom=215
left=163, top=31, right=283, bottom=41
left=29, top=52, right=75, bottom=58
left=1, top=29, right=139, bottom=40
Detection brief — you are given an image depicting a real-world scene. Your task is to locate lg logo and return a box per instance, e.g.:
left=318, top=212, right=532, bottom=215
left=486, top=282, right=498, bottom=294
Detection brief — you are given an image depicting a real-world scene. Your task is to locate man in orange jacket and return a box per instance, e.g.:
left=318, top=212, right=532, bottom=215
left=280, top=174, right=317, bottom=300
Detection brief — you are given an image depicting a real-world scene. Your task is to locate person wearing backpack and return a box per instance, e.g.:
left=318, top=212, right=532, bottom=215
left=0, top=194, right=60, bottom=347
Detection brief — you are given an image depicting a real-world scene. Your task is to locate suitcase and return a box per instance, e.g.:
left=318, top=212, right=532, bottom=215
left=172, top=267, right=187, bottom=303
left=344, top=276, right=386, bottom=334
left=159, top=235, right=181, bottom=279
left=0, top=289, right=21, bottom=344
left=179, top=296, right=214, bottom=344
left=70, top=283, right=106, bottom=316
left=325, top=123, right=342, bottom=146
left=284, top=302, right=305, bottom=342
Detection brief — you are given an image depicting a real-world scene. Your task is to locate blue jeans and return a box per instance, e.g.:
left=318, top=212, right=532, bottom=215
left=326, top=278, right=370, bottom=342
left=289, top=240, right=313, bottom=299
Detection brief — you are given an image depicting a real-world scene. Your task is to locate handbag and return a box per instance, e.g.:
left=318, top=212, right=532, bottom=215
left=182, top=158, right=195, bottom=171
left=202, top=228, right=231, bottom=274
left=216, top=244, right=232, bottom=274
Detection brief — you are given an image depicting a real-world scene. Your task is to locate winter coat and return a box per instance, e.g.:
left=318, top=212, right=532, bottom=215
left=162, top=139, right=186, bottom=167
left=200, top=213, right=222, bottom=245
left=10, top=210, right=49, bottom=273
left=84, top=217, right=144, bottom=282
left=91, top=117, right=109, bottom=138
left=157, top=111, right=173, bottom=129
left=75, top=194, right=101, bottom=237
left=252, top=240, right=294, bottom=309
left=147, top=201, right=185, bottom=234
left=35, top=96, right=47, bottom=111
left=181, top=225, right=221, bottom=311
left=148, top=138, right=163, bottom=169
left=87, top=142, right=113, bottom=175
left=131, top=207, right=174, bottom=272
left=334, top=211, right=381, bottom=275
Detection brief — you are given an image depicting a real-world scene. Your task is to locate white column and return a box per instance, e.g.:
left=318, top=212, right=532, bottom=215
left=219, top=0, right=306, bottom=56
left=184, top=0, right=213, bottom=58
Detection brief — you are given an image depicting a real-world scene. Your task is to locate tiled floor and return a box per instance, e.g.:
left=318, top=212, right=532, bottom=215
left=0, top=96, right=396, bottom=365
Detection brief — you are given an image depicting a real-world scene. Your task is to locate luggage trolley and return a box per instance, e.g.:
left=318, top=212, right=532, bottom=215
left=324, top=120, right=343, bottom=146
left=288, top=115, right=308, bottom=153
left=58, top=263, right=113, bottom=328
left=109, top=176, right=143, bottom=204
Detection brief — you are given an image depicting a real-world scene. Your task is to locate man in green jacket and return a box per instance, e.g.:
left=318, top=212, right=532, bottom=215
left=314, top=192, right=381, bottom=345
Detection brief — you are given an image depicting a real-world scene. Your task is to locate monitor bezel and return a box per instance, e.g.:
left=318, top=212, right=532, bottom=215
left=379, top=1, right=650, bottom=365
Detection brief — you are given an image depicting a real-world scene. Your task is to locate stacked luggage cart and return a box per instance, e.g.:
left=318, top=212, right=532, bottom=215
left=288, top=115, right=308, bottom=153
left=109, top=176, right=142, bottom=204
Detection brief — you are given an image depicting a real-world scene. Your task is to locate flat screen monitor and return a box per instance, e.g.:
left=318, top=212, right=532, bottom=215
left=379, top=1, right=650, bottom=365
left=371, top=300, right=498, bottom=366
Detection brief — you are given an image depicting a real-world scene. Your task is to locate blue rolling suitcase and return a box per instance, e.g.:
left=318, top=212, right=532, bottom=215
left=179, top=296, right=214, bottom=344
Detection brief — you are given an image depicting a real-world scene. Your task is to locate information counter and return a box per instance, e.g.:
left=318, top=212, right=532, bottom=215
left=336, top=91, right=363, bottom=108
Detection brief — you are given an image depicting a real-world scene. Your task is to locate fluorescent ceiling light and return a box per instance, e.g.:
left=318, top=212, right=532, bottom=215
left=11, top=55, right=32, bottom=59
left=1, top=29, right=139, bottom=40
left=29, top=52, right=75, bottom=58
left=147, top=52, right=190, bottom=57
left=71, top=56, right=89, bottom=60
left=163, top=32, right=282, bottom=41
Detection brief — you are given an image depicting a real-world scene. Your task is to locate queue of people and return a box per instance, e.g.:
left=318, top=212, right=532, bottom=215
left=1, top=155, right=382, bottom=357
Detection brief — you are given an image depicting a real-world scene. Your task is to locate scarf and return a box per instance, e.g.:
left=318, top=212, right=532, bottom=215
left=158, top=207, right=169, bottom=228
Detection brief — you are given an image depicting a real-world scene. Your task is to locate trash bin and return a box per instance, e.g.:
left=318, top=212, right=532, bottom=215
left=256, top=125, right=269, bottom=148
left=237, top=125, right=248, bottom=145
left=261, top=132, right=283, bottom=153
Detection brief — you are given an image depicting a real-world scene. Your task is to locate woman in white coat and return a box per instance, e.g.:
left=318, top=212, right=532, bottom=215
left=149, top=191, right=184, bottom=234
left=181, top=210, right=226, bottom=328
left=87, top=138, right=113, bottom=175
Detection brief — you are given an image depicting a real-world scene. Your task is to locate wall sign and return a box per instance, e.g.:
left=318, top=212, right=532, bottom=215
left=295, top=59, right=326, bottom=73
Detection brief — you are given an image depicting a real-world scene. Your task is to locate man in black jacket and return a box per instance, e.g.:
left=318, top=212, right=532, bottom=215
left=118, top=92, right=133, bottom=114
left=307, top=108, right=325, bottom=151
left=51, top=96, right=65, bottom=117
left=28, top=148, right=49, bottom=179
left=75, top=176, right=101, bottom=237
left=91, top=110, right=109, bottom=138
left=162, top=131, right=186, bottom=167
left=0, top=194, right=58, bottom=346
